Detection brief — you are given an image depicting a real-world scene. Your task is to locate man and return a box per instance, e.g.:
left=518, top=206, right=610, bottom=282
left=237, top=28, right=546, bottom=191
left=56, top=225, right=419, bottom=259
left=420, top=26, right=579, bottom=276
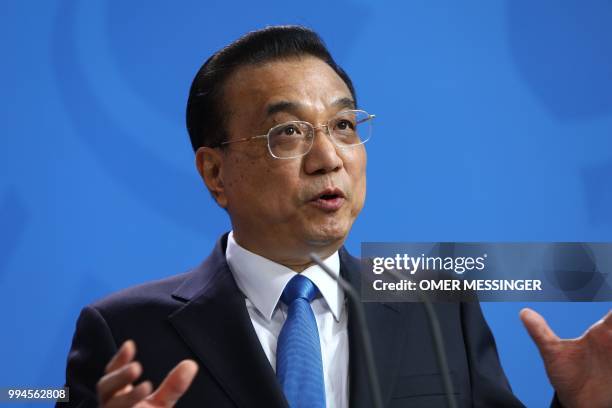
left=60, top=26, right=611, bottom=407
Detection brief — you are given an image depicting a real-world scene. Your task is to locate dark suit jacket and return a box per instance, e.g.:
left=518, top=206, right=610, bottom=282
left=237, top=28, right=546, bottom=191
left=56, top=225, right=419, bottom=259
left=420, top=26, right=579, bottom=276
left=60, top=234, right=541, bottom=407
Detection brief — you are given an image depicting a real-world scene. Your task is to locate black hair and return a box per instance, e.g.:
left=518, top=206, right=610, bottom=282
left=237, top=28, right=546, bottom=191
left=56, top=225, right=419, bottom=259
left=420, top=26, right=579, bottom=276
left=185, top=25, right=357, bottom=152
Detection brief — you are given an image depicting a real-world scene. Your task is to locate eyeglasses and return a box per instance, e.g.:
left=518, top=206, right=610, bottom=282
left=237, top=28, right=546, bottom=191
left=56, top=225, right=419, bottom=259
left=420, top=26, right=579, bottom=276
left=217, top=109, right=375, bottom=159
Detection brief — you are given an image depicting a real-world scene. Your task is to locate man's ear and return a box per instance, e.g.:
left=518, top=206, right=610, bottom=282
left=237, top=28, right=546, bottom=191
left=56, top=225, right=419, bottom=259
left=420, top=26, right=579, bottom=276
left=195, top=146, right=228, bottom=208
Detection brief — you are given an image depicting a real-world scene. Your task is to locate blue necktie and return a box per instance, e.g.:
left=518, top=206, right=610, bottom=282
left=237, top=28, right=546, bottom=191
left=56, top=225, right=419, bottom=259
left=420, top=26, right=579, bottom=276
left=276, top=274, right=326, bottom=408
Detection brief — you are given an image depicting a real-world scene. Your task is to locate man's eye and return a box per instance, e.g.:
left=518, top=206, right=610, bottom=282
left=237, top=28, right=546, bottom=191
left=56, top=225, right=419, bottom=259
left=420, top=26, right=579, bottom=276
left=336, top=120, right=355, bottom=131
left=282, top=125, right=301, bottom=136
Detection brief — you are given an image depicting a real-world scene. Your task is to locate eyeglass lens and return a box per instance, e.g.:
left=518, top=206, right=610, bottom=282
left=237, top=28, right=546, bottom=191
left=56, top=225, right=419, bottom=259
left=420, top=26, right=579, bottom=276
left=268, top=110, right=372, bottom=158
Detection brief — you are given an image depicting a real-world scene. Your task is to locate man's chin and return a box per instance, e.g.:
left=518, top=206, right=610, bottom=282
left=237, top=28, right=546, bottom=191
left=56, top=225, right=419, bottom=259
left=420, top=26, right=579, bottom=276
left=303, top=226, right=349, bottom=249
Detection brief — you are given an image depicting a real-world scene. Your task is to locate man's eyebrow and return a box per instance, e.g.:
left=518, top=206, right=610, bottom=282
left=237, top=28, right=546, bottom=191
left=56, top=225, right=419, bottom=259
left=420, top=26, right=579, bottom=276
left=265, top=97, right=355, bottom=117
left=332, top=97, right=356, bottom=110
left=266, top=101, right=302, bottom=116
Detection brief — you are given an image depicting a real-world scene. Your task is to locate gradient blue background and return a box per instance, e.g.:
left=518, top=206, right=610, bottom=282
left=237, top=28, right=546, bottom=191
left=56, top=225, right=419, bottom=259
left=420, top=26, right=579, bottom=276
left=2, top=1, right=611, bottom=406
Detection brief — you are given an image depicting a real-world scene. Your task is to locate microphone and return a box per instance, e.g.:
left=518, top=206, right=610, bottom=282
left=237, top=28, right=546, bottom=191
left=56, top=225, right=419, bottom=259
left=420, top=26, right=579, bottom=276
left=309, top=253, right=384, bottom=408
left=384, top=268, right=458, bottom=408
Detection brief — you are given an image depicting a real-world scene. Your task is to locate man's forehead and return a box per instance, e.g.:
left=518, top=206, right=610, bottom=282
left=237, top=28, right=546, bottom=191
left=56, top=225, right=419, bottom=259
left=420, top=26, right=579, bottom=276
left=224, top=57, right=354, bottom=119
left=264, top=98, right=355, bottom=117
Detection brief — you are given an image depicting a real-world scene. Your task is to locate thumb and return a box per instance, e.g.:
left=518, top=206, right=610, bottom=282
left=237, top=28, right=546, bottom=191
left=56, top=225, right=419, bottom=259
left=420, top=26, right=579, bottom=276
left=520, top=308, right=560, bottom=356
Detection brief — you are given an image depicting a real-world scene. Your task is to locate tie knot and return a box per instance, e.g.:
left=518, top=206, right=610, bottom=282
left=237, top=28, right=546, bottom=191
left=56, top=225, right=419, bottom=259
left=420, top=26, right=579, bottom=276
left=281, top=274, right=319, bottom=305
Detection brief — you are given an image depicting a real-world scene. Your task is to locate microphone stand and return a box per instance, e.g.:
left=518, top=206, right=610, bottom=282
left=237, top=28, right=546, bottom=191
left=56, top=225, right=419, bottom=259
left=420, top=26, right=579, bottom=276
left=309, top=253, right=384, bottom=408
left=384, top=268, right=458, bottom=408
left=310, top=253, right=458, bottom=408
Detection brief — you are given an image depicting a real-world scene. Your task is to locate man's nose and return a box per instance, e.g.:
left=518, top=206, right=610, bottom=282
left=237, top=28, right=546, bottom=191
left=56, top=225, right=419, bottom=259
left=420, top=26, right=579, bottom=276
left=303, top=126, right=343, bottom=175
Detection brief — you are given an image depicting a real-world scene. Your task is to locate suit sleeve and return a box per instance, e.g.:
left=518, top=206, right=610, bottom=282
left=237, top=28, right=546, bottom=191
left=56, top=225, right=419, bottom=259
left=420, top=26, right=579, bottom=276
left=460, top=302, right=525, bottom=407
left=57, top=306, right=118, bottom=408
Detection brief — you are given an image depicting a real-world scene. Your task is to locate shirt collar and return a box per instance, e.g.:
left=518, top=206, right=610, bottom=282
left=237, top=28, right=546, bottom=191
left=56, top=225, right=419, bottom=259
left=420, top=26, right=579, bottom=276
left=226, top=231, right=344, bottom=322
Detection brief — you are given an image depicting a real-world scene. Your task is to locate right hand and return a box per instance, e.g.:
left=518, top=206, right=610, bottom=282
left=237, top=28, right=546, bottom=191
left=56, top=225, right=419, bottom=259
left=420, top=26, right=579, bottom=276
left=97, top=340, right=198, bottom=407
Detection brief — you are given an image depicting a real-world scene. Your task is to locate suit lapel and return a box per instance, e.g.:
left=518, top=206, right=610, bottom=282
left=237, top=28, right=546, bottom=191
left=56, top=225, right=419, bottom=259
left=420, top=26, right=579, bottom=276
left=168, top=235, right=288, bottom=408
left=340, top=248, right=411, bottom=408
left=167, top=238, right=408, bottom=408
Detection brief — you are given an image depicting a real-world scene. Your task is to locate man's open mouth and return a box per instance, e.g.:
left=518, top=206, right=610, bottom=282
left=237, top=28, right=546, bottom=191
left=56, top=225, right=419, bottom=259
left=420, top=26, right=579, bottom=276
left=310, top=188, right=346, bottom=211
left=320, top=193, right=340, bottom=200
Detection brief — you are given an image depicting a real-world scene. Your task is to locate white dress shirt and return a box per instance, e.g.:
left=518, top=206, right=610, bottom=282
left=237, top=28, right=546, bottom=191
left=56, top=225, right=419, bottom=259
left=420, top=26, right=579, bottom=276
left=226, top=231, right=349, bottom=408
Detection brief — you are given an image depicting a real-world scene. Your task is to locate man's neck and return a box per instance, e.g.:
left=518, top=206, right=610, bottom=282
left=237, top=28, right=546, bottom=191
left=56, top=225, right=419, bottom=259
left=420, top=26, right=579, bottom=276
left=231, top=232, right=343, bottom=272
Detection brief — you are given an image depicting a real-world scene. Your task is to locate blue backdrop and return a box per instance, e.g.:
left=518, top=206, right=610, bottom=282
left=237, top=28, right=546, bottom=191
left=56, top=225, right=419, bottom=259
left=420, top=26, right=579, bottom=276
left=2, top=1, right=611, bottom=406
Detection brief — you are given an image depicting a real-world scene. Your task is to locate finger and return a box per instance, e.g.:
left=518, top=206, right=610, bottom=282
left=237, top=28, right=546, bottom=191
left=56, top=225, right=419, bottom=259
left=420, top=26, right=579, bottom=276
left=106, top=340, right=136, bottom=374
left=104, top=341, right=137, bottom=398
left=113, top=384, right=133, bottom=398
left=520, top=308, right=560, bottom=354
left=97, top=361, right=143, bottom=404
left=106, top=381, right=152, bottom=408
left=582, top=309, right=612, bottom=339
left=148, top=360, right=199, bottom=406
left=603, top=310, right=612, bottom=328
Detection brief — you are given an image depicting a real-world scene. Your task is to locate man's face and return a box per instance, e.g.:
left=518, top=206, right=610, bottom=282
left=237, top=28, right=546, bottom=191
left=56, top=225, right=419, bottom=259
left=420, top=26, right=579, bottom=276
left=198, top=56, right=367, bottom=267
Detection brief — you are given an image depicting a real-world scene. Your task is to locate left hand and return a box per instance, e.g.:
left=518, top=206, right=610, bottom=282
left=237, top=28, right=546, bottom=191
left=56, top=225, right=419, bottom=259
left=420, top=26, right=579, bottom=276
left=520, top=308, right=612, bottom=408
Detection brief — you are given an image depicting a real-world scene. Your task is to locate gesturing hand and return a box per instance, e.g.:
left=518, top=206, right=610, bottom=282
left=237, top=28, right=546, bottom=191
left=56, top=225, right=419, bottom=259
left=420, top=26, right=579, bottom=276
left=97, top=340, right=198, bottom=408
left=520, top=308, right=612, bottom=408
